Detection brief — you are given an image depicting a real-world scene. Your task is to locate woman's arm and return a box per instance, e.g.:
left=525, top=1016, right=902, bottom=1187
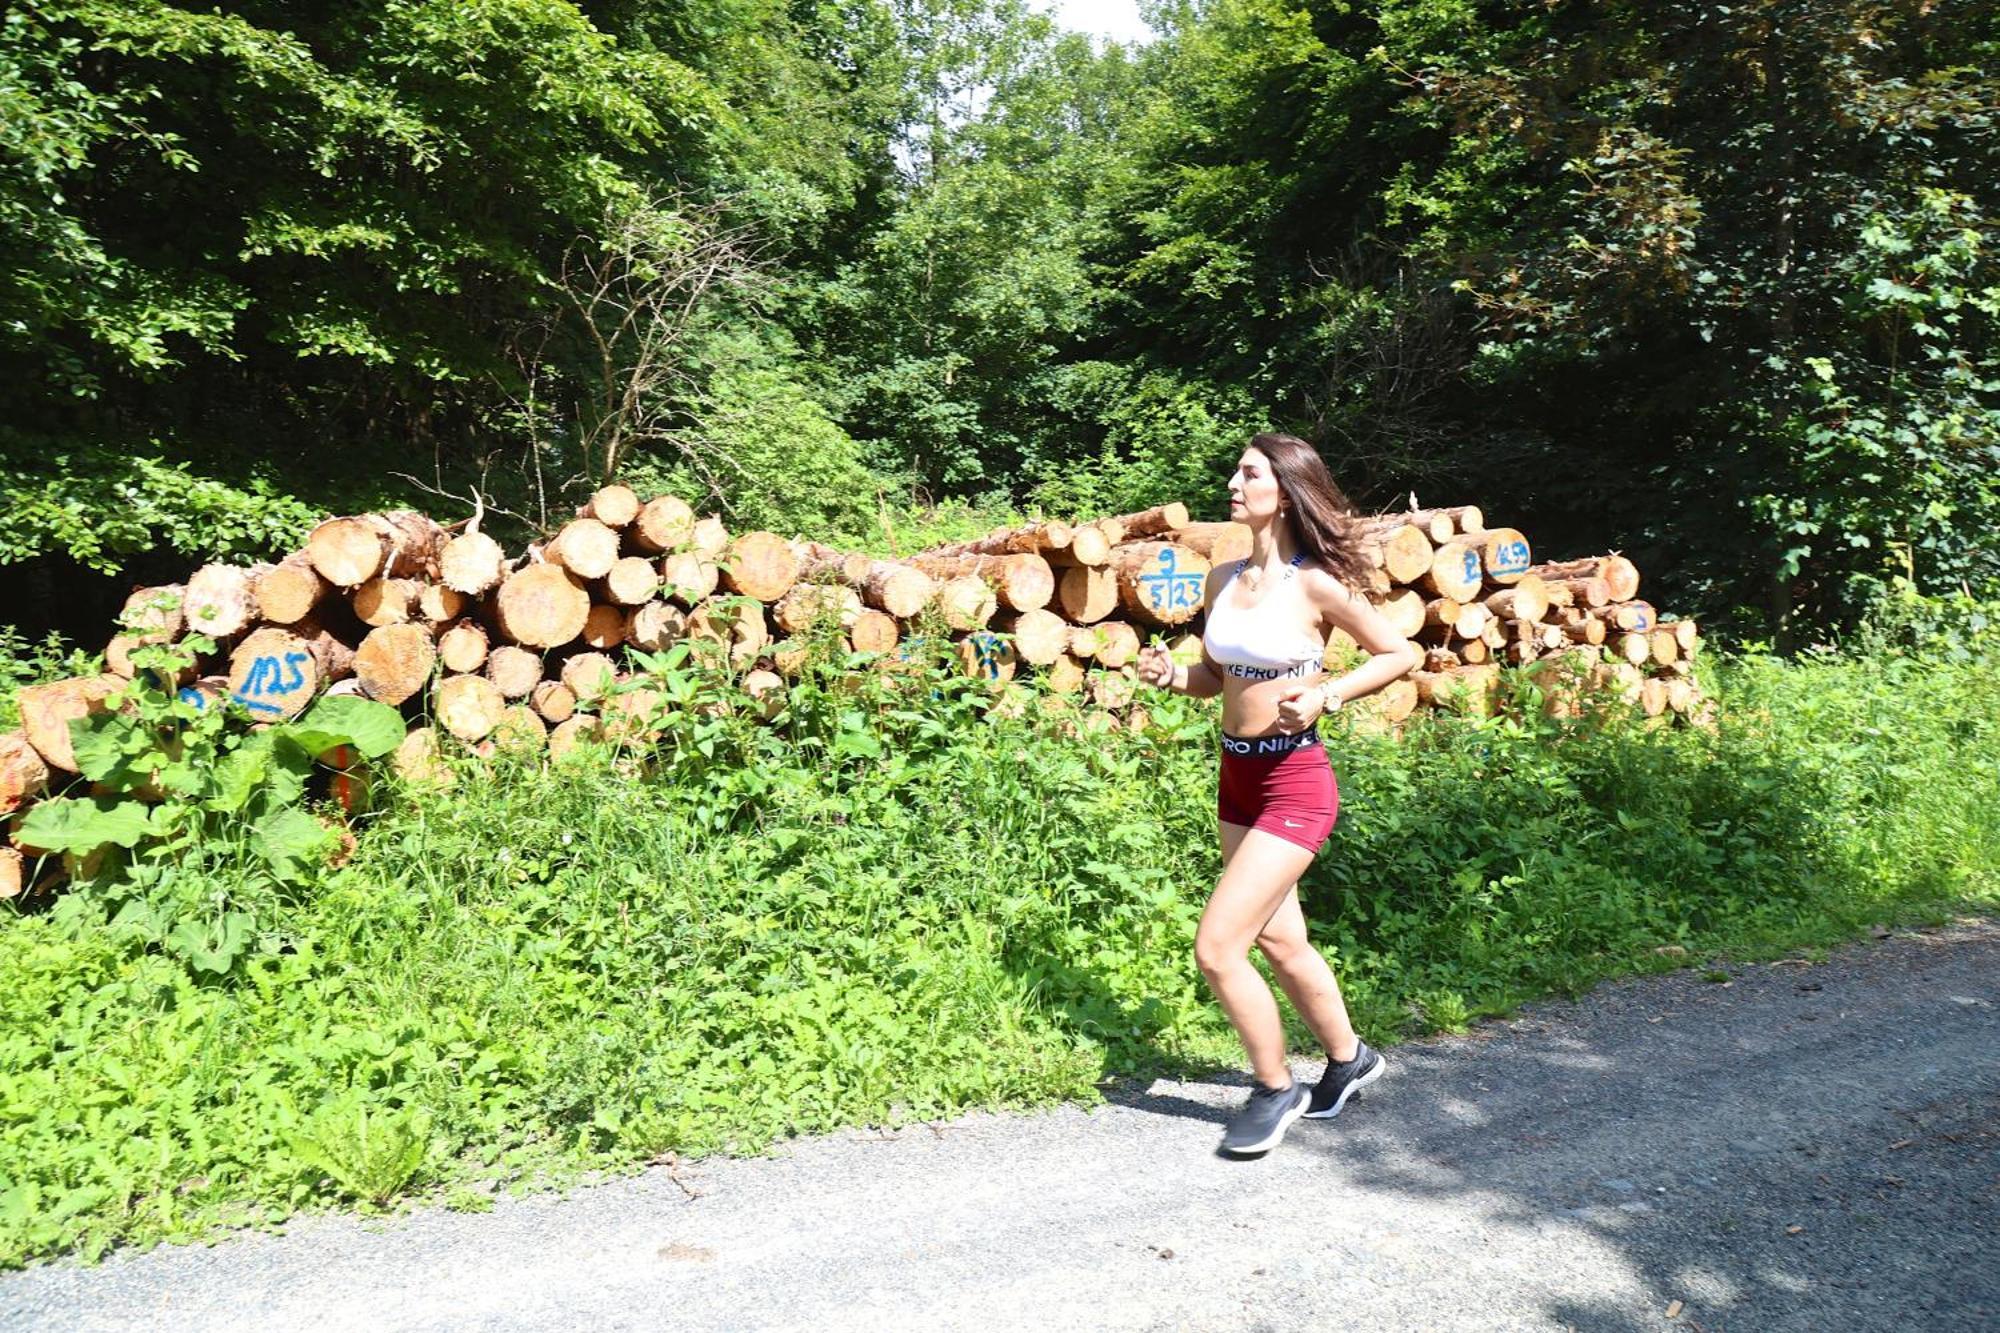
left=1311, top=573, right=1421, bottom=706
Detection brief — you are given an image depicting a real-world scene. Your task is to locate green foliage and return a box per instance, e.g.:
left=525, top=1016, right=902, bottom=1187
left=21, top=631, right=405, bottom=979
left=1, top=637, right=1993, bottom=1269
left=0, top=444, right=320, bottom=572
left=287, top=1094, right=434, bottom=1210
left=624, top=326, right=896, bottom=543
left=1087, top=0, right=2000, bottom=641
left=0, top=627, right=97, bottom=730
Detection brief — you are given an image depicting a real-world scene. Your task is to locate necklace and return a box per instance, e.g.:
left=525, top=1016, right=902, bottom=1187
left=1237, top=553, right=1305, bottom=592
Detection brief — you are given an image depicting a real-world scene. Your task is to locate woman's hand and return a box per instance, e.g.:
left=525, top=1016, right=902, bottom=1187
left=1274, top=680, right=1334, bottom=732
left=1136, top=644, right=1178, bottom=691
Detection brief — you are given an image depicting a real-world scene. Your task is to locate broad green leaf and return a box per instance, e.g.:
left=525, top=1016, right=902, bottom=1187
left=17, top=796, right=154, bottom=853
left=254, top=806, right=334, bottom=883
left=68, top=712, right=138, bottom=783
left=286, top=696, right=407, bottom=760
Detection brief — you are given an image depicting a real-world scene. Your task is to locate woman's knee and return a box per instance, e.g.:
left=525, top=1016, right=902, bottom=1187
left=1255, top=928, right=1309, bottom=970
left=1193, top=926, right=1250, bottom=978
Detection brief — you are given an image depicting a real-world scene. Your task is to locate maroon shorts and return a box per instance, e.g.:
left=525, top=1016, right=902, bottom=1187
left=1217, top=728, right=1339, bottom=853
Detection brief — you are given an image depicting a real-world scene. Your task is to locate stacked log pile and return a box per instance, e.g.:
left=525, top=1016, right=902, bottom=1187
left=2, top=485, right=1709, bottom=898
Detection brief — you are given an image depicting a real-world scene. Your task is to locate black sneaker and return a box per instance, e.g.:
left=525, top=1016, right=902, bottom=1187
left=1219, top=1077, right=1310, bottom=1155
left=1304, top=1041, right=1384, bottom=1119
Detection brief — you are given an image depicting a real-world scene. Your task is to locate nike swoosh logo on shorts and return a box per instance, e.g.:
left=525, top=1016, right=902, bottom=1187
left=1282, top=819, right=1305, bottom=828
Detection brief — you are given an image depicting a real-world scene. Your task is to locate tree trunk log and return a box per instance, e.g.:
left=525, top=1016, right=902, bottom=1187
left=604, top=556, right=661, bottom=606
left=352, top=576, right=419, bottom=628
left=1372, top=588, right=1426, bottom=638
left=1482, top=574, right=1548, bottom=624
left=1109, top=542, right=1209, bottom=627
left=495, top=564, right=590, bottom=648
left=687, top=597, right=769, bottom=668
left=531, top=680, right=577, bottom=723
left=585, top=484, right=640, bottom=528
left=579, top=604, right=625, bottom=651
left=1171, top=522, right=1253, bottom=566
left=1528, top=555, right=1639, bottom=603
left=957, top=631, right=1018, bottom=684
left=415, top=583, right=467, bottom=625
left=1419, top=541, right=1484, bottom=602
left=484, top=645, right=543, bottom=699
left=1044, top=653, right=1086, bottom=694
left=1545, top=575, right=1612, bottom=609
left=791, top=540, right=873, bottom=587
left=1356, top=505, right=1484, bottom=543
left=560, top=652, right=620, bottom=703
left=307, top=511, right=445, bottom=587
left=547, top=518, right=621, bottom=581
left=1471, top=527, right=1533, bottom=586
left=1365, top=524, right=1435, bottom=584
left=849, top=609, right=899, bottom=655
left=1451, top=602, right=1493, bottom=642
left=1104, top=502, right=1189, bottom=539
left=1088, top=666, right=1136, bottom=711
left=439, top=531, right=506, bottom=595
left=1043, top=524, right=1111, bottom=568
left=436, top=674, right=508, bottom=742
left=18, top=676, right=122, bottom=772
left=1092, top=620, right=1141, bottom=668
left=926, top=521, right=1074, bottom=560
left=661, top=552, right=720, bottom=607
left=631, top=495, right=696, bottom=554
left=996, top=608, right=1069, bottom=666
left=185, top=563, right=264, bottom=638
left=218, top=624, right=316, bottom=716
left=1590, top=600, right=1657, bottom=632
left=859, top=561, right=934, bottom=618
left=547, top=714, right=602, bottom=760
left=1563, top=618, right=1607, bottom=646
left=689, top=516, right=730, bottom=559
left=354, top=624, right=436, bottom=706
left=932, top=574, right=998, bottom=630
left=1611, top=631, right=1652, bottom=665
left=253, top=556, right=327, bottom=625
left=720, top=531, right=801, bottom=603
left=1057, top=565, right=1119, bottom=624
left=909, top=552, right=1053, bottom=613
left=1, top=732, right=51, bottom=813
left=438, top=621, right=490, bottom=674
left=492, top=704, right=549, bottom=755
left=118, top=585, right=185, bottom=640
left=774, top=584, right=864, bottom=634
left=626, top=601, right=688, bottom=652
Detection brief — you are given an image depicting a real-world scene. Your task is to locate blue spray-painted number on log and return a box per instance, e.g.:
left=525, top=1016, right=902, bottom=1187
left=1137, top=547, right=1204, bottom=612
left=970, top=633, right=1005, bottom=680
left=231, top=651, right=312, bottom=714
left=1460, top=548, right=1481, bottom=583
left=1491, top=540, right=1530, bottom=576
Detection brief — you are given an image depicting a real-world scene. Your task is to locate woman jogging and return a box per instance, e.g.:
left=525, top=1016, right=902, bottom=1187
left=1136, top=432, right=1421, bottom=1156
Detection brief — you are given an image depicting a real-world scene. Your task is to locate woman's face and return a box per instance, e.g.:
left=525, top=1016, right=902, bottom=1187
left=1227, top=448, right=1285, bottom=526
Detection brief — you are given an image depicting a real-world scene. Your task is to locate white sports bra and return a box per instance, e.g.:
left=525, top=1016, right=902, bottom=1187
left=1202, top=555, right=1325, bottom=681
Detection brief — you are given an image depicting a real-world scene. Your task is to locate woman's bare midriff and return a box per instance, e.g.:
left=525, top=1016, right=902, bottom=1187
left=1220, top=672, right=1328, bottom=737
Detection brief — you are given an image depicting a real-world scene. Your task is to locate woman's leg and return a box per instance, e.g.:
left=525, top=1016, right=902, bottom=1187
left=1197, top=824, right=1318, bottom=1087
left=1255, top=888, right=1361, bottom=1063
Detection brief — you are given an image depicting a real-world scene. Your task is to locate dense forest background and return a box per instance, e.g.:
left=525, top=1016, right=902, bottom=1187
left=4, top=0, right=1995, bottom=650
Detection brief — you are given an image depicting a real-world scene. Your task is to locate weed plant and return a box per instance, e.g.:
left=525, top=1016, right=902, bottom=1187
left=0, top=627, right=1993, bottom=1267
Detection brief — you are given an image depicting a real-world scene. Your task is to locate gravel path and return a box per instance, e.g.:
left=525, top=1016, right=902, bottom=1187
left=6, top=918, right=1997, bottom=1333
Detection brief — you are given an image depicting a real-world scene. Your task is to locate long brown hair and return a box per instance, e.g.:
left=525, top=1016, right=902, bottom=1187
left=1245, top=432, right=1373, bottom=590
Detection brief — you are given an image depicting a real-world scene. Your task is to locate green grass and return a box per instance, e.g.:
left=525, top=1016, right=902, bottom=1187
left=0, top=638, right=1994, bottom=1269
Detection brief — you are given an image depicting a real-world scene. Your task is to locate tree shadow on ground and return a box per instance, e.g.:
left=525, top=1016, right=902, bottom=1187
left=1100, top=924, right=2000, bottom=1332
